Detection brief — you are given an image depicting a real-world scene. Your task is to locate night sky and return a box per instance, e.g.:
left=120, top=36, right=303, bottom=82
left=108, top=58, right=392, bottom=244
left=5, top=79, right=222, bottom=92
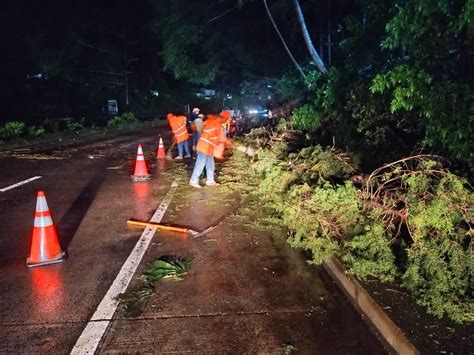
left=0, top=0, right=347, bottom=122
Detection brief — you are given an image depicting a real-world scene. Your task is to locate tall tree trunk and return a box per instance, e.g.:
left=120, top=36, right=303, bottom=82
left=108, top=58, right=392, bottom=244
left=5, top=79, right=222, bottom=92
left=293, top=0, right=327, bottom=74
left=263, top=0, right=306, bottom=80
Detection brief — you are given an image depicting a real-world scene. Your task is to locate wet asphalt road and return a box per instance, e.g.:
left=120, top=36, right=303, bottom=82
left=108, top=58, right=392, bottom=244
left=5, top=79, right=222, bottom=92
left=0, top=123, right=174, bottom=353
left=0, top=122, right=386, bottom=354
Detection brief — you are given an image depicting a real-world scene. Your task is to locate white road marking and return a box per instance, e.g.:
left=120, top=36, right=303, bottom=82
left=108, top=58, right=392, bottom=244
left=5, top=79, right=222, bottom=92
left=70, top=179, right=180, bottom=355
left=0, top=176, right=42, bottom=192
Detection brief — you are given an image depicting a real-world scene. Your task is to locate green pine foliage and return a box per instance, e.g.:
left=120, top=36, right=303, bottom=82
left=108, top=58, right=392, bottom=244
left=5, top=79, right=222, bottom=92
left=402, top=170, right=473, bottom=322
left=404, top=239, right=473, bottom=323
left=343, top=222, right=397, bottom=282
left=240, top=133, right=473, bottom=323
left=253, top=141, right=367, bottom=266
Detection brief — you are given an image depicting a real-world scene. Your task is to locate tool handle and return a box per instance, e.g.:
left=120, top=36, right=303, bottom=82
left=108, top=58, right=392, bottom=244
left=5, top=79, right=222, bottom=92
left=127, top=220, right=190, bottom=234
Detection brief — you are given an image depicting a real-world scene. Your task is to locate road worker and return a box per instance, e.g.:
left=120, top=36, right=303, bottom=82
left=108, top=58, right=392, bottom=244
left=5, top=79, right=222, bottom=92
left=190, top=107, right=200, bottom=121
left=167, top=113, right=191, bottom=159
left=189, top=107, right=200, bottom=149
left=193, top=113, right=205, bottom=151
left=189, top=114, right=226, bottom=188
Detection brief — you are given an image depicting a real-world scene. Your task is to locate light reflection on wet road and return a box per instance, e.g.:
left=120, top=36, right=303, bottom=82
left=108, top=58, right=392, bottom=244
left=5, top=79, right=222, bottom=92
left=0, top=123, right=175, bottom=353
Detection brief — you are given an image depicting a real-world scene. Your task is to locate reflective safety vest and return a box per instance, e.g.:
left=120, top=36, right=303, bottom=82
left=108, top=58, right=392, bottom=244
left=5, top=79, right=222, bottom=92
left=196, top=115, right=223, bottom=156
left=168, top=115, right=189, bottom=143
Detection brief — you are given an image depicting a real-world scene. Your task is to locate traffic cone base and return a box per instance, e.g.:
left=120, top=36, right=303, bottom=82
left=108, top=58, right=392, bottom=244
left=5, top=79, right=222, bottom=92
left=131, top=174, right=151, bottom=182
left=132, top=144, right=151, bottom=181
left=156, top=136, right=166, bottom=159
left=27, top=251, right=66, bottom=268
left=27, top=191, right=66, bottom=268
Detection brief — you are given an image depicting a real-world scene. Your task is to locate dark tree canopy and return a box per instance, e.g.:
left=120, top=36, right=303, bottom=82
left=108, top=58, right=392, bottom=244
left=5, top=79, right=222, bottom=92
left=0, top=0, right=472, bottom=169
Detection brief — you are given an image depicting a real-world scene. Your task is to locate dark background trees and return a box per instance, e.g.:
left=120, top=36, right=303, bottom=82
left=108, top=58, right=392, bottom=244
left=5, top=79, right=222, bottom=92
left=0, top=0, right=472, bottom=170
left=0, top=0, right=163, bottom=122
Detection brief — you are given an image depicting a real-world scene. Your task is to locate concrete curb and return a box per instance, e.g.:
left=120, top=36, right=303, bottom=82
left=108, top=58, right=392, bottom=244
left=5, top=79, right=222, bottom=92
left=323, top=257, right=419, bottom=355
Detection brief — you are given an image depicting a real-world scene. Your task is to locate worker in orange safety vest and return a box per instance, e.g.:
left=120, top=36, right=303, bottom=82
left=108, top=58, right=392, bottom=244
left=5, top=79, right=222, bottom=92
left=189, top=114, right=226, bottom=188
left=167, top=113, right=191, bottom=159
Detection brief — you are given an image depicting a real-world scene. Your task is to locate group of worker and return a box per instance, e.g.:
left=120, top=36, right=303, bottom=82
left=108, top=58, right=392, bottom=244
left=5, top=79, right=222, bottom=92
left=166, top=108, right=231, bottom=189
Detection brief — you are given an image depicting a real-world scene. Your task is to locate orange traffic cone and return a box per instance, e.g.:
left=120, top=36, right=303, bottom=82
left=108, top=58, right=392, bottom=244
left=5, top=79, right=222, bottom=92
left=156, top=136, right=166, bottom=159
left=131, top=144, right=151, bottom=181
left=27, top=191, right=66, bottom=267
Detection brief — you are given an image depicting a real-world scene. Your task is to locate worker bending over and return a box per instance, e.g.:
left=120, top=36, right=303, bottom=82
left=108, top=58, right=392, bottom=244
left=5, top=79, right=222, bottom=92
left=167, top=113, right=191, bottom=159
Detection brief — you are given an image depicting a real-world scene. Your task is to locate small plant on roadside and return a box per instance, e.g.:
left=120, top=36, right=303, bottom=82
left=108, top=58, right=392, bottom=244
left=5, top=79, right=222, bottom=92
left=28, top=125, right=46, bottom=138
left=107, top=112, right=138, bottom=129
left=2, top=121, right=25, bottom=139
left=118, top=255, right=193, bottom=318
left=282, top=343, right=297, bottom=354
left=121, top=112, right=137, bottom=124
left=67, top=121, right=84, bottom=133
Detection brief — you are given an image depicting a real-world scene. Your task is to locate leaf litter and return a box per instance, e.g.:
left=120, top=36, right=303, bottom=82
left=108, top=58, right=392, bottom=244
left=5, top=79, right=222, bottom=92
left=118, top=254, right=194, bottom=318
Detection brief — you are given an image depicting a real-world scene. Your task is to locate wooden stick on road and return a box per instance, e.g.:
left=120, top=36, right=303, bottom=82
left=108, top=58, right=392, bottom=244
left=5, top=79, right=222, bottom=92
left=127, top=219, right=198, bottom=235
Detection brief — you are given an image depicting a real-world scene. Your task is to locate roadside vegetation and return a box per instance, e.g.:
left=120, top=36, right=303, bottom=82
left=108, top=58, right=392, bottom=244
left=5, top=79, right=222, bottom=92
left=0, top=112, right=145, bottom=147
left=232, top=121, right=473, bottom=324
left=227, top=1, right=473, bottom=324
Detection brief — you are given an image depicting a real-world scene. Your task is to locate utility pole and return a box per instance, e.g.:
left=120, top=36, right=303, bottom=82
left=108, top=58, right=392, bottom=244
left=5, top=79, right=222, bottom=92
left=124, top=41, right=129, bottom=107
